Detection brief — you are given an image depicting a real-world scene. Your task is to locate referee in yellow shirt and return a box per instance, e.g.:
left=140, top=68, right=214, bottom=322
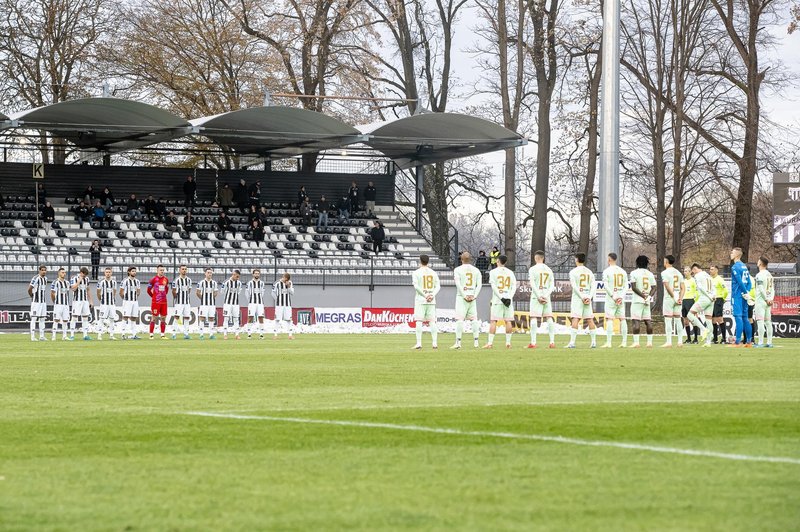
left=682, top=266, right=699, bottom=343
left=710, top=265, right=729, bottom=344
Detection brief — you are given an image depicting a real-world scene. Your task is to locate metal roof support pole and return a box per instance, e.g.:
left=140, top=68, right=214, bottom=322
left=597, top=0, right=621, bottom=268
left=415, top=164, right=424, bottom=234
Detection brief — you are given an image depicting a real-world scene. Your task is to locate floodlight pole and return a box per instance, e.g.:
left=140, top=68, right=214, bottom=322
left=597, top=0, right=621, bottom=268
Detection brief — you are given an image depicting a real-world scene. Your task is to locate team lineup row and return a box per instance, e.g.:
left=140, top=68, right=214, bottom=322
left=26, top=264, right=295, bottom=341
left=409, top=247, right=775, bottom=350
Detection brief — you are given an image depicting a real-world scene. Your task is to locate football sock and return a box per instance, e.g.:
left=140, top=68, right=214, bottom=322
left=471, top=320, right=480, bottom=340
left=766, top=320, right=773, bottom=344
left=430, top=324, right=438, bottom=346
left=712, top=323, right=719, bottom=342
left=647, top=334, right=653, bottom=344
left=81, top=318, right=88, bottom=336
left=742, top=318, right=752, bottom=343
left=531, top=320, right=538, bottom=345
left=30, top=320, right=36, bottom=336
left=633, top=334, right=640, bottom=345
left=38, top=317, right=46, bottom=336
left=505, top=333, right=512, bottom=345
left=620, top=320, right=628, bottom=344
left=52, top=323, right=58, bottom=340
left=721, top=323, right=727, bottom=343
left=664, top=318, right=673, bottom=343
left=606, top=324, right=613, bottom=344
left=487, top=333, right=495, bottom=345
left=675, top=319, right=684, bottom=342
left=757, top=320, right=765, bottom=344
left=160, top=321, right=166, bottom=334
left=733, top=316, right=743, bottom=343
left=693, top=325, right=700, bottom=341
left=688, top=314, right=702, bottom=333
left=569, top=327, right=578, bottom=345
left=589, top=329, right=596, bottom=344
left=149, top=321, right=155, bottom=334
left=455, top=320, right=464, bottom=342
left=415, top=321, right=423, bottom=345
left=685, top=325, right=692, bottom=339
left=547, top=319, right=555, bottom=344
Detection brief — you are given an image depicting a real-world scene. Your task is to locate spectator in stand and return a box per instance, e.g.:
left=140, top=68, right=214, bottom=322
left=249, top=220, right=265, bottom=246
left=92, top=200, right=107, bottom=224
left=164, top=210, right=179, bottom=232
left=217, top=210, right=234, bottom=236
left=83, top=185, right=95, bottom=205
left=183, top=175, right=197, bottom=209
left=41, top=201, right=55, bottom=232
left=235, top=179, right=249, bottom=213
left=74, top=200, right=91, bottom=227
left=364, top=181, right=377, bottom=216
left=182, top=211, right=197, bottom=233
left=0, top=190, right=4, bottom=208
left=489, top=246, right=500, bottom=269
left=338, top=194, right=350, bottom=222
left=126, top=194, right=142, bottom=218
left=476, top=250, right=490, bottom=280
left=156, top=197, right=168, bottom=221
left=300, top=197, right=313, bottom=226
left=316, top=195, right=330, bottom=230
left=369, top=220, right=385, bottom=255
left=248, top=180, right=261, bottom=208
left=89, top=240, right=102, bottom=279
left=247, top=204, right=260, bottom=225
left=348, top=181, right=359, bottom=215
left=98, top=186, right=114, bottom=209
left=36, top=182, right=47, bottom=205
left=219, top=183, right=234, bottom=212
left=143, top=195, right=158, bottom=216
left=298, top=185, right=308, bottom=206
left=258, top=205, right=269, bottom=224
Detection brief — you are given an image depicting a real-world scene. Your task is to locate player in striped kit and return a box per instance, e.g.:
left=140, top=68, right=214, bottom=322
left=119, top=266, right=142, bottom=340
left=195, top=268, right=219, bottom=340
left=96, top=267, right=118, bottom=340
left=602, top=253, right=628, bottom=348
left=221, top=270, right=242, bottom=340
left=69, top=266, right=94, bottom=340
left=171, top=265, right=193, bottom=340
left=272, top=273, right=295, bottom=339
left=50, top=267, right=71, bottom=340
left=28, top=265, right=49, bottom=341
left=245, top=269, right=266, bottom=339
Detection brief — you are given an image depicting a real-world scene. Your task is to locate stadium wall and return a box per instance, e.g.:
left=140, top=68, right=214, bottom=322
left=0, top=162, right=395, bottom=205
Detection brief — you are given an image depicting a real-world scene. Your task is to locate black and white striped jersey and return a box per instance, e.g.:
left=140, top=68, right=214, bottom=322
left=246, top=279, right=265, bottom=305
left=272, top=280, right=294, bottom=307
left=29, top=275, right=49, bottom=303
left=71, top=275, right=90, bottom=302
left=51, top=279, right=71, bottom=306
left=222, top=279, right=242, bottom=306
left=172, top=276, right=193, bottom=305
left=197, top=279, right=218, bottom=306
left=121, top=278, right=141, bottom=302
left=97, top=278, right=117, bottom=306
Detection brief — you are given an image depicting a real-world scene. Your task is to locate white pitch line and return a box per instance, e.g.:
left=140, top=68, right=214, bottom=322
left=212, top=397, right=800, bottom=413
left=183, top=411, right=800, bottom=465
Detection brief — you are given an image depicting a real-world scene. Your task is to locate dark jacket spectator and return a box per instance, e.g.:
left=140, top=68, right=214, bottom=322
left=36, top=183, right=47, bottom=204
left=298, top=186, right=308, bottom=206
left=126, top=194, right=142, bottom=217
left=338, top=195, right=350, bottom=220
left=41, top=201, right=55, bottom=232
left=183, top=176, right=197, bottom=208
left=143, top=195, right=158, bottom=216
left=249, top=220, right=265, bottom=245
left=89, top=240, right=102, bottom=279
left=247, top=204, right=260, bottom=225
left=258, top=206, right=269, bottom=224
left=156, top=198, right=168, bottom=220
left=217, top=211, right=233, bottom=235
left=98, top=187, right=114, bottom=208
left=300, top=198, right=313, bottom=226
left=316, top=196, right=330, bottom=230
left=183, top=212, right=197, bottom=233
left=248, top=181, right=261, bottom=207
left=219, top=183, right=234, bottom=211
left=74, top=201, right=91, bottom=226
left=164, top=211, right=179, bottom=231
left=83, top=185, right=95, bottom=204
left=348, top=181, right=359, bottom=214
left=369, top=221, right=385, bottom=254
left=475, top=251, right=490, bottom=272
left=92, top=200, right=107, bottom=222
left=235, top=179, right=249, bottom=211
left=364, top=182, right=377, bottom=215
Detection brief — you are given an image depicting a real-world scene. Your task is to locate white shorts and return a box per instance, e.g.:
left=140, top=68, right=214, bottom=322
left=199, top=305, right=216, bottom=319
left=174, top=304, right=192, bottom=318
left=72, top=300, right=90, bottom=317
left=30, top=302, right=47, bottom=318
left=53, top=304, right=70, bottom=322
left=99, top=305, right=116, bottom=319
left=605, top=298, right=626, bottom=319
left=248, top=303, right=265, bottom=319
left=223, top=304, right=240, bottom=319
left=691, top=297, right=714, bottom=316
left=122, top=300, right=140, bottom=318
left=571, top=297, right=594, bottom=320
left=275, top=306, right=292, bottom=321
left=529, top=299, right=553, bottom=319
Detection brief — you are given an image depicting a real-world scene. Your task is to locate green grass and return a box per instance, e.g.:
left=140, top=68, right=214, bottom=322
left=0, top=333, right=798, bottom=531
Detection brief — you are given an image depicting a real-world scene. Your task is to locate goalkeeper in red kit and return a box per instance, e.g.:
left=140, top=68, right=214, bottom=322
left=147, top=264, right=170, bottom=339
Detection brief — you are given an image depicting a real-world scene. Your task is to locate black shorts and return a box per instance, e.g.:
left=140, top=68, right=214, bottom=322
left=681, top=299, right=695, bottom=318
left=712, top=298, right=724, bottom=318
left=748, top=304, right=753, bottom=319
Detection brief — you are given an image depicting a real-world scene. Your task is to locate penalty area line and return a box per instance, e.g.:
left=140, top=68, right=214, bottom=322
left=182, top=411, right=800, bottom=466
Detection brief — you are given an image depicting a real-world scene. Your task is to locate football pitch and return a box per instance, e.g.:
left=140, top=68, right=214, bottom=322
left=1, top=334, right=798, bottom=531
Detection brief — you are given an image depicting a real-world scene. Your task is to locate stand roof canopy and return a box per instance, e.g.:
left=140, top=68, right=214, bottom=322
left=2, top=97, right=526, bottom=167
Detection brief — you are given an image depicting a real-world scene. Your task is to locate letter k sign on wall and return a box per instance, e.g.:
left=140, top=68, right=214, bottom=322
left=32, top=163, right=44, bottom=179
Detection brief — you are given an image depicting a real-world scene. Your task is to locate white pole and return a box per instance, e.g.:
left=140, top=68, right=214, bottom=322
left=598, top=0, right=620, bottom=267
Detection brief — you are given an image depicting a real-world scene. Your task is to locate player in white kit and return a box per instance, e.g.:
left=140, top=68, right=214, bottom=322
left=451, top=252, right=482, bottom=349
left=567, top=253, right=597, bottom=348
left=246, top=269, right=266, bottom=339
left=119, top=266, right=142, bottom=340
left=50, top=267, right=72, bottom=340
left=411, top=255, right=441, bottom=349
left=195, top=268, right=218, bottom=340
left=660, top=255, right=685, bottom=347
left=602, top=252, right=628, bottom=348
left=629, top=255, right=657, bottom=348
left=272, top=272, right=295, bottom=339
left=171, top=265, right=193, bottom=340
left=484, top=255, right=517, bottom=349
left=221, top=270, right=243, bottom=340
left=753, top=257, right=774, bottom=348
left=527, top=250, right=556, bottom=349
left=96, top=267, right=117, bottom=340
left=69, top=266, right=94, bottom=341
left=28, top=265, right=49, bottom=341
left=688, top=263, right=714, bottom=346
